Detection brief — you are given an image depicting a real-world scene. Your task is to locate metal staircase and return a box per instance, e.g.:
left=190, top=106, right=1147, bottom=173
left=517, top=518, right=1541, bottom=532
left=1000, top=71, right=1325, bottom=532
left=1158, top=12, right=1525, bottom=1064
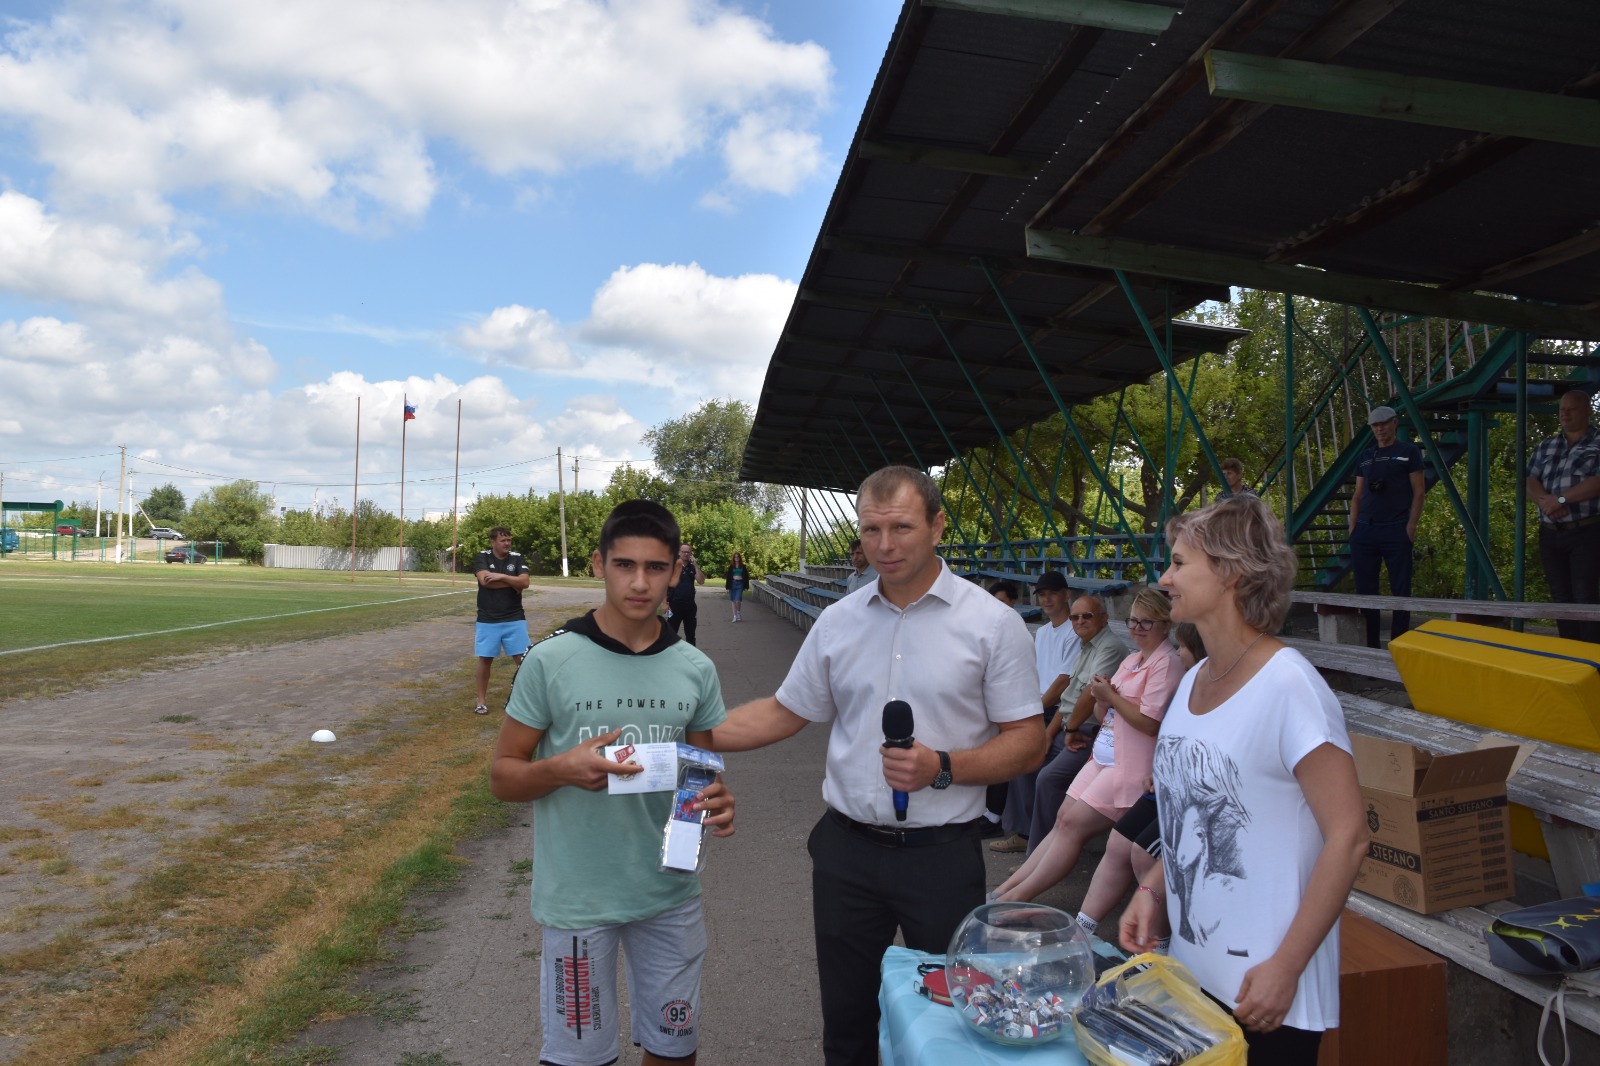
left=1272, top=319, right=1589, bottom=590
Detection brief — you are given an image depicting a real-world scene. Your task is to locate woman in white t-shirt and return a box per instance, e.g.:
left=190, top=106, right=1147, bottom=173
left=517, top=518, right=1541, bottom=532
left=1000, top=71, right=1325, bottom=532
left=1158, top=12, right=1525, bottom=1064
left=1119, top=495, right=1368, bottom=1066
left=992, top=586, right=1182, bottom=903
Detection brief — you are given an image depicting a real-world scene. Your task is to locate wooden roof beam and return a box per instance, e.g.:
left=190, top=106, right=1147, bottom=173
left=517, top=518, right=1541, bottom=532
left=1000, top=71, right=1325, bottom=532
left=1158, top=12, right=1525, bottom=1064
left=1204, top=51, right=1600, bottom=149
left=925, top=0, right=1177, bottom=35
left=1026, top=227, right=1600, bottom=338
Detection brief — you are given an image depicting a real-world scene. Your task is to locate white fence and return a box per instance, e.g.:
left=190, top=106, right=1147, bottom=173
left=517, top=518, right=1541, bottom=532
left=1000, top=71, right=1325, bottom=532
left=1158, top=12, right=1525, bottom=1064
left=263, top=544, right=421, bottom=571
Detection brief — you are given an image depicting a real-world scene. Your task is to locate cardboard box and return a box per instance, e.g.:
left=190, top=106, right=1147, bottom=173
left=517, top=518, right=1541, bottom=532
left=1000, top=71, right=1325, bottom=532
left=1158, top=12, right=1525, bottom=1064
left=1350, top=734, right=1518, bottom=914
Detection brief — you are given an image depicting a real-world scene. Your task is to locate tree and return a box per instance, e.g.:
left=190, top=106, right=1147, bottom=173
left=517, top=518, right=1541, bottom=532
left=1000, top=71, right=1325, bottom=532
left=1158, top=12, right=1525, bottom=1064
left=141, top=483, right=187, bottom=525
left=643, top=399, right=786, bottom=516
left=186, top=480, right=276, bottom=561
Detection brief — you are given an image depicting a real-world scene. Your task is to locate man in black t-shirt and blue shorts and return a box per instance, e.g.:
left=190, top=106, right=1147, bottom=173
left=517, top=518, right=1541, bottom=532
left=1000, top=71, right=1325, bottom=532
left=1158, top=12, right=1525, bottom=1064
left=472, top=526, right=531, bottom=714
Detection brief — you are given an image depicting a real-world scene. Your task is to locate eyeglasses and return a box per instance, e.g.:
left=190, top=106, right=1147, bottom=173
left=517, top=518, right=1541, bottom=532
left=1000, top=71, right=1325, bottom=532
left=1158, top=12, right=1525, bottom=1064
left=1127, top=617, right=1163, bottom=632
left=1068, top=612, right=1103, bottom=622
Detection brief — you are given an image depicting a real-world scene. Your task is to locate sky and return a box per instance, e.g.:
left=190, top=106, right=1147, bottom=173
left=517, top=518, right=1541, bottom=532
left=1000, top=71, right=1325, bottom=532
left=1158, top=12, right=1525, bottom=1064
left=0, top=0, right=903, bottom=524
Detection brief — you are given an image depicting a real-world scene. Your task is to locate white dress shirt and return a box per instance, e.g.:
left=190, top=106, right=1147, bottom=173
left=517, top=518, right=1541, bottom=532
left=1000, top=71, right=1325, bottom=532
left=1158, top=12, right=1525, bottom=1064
left=777, top=560, right=1040, bottom=827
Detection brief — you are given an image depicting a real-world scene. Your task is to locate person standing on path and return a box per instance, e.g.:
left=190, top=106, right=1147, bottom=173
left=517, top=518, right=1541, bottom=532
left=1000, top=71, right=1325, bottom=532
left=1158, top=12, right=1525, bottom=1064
left=666, top=543, right=707, bottom=646
left=1347, top=405, right=1426, bottom=648
left=710, top=465, right=1041, bottom=1066
left=725, top=551, right=750, bottom=623
left=1526, top=387, right=1600, bottom=642
left=472, top=525, right=530, bottom=715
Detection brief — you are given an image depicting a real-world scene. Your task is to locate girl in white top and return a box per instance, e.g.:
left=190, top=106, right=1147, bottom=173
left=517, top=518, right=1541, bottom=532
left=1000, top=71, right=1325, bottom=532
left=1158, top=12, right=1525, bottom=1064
left=1119, top=495, right=1368, bottom=1065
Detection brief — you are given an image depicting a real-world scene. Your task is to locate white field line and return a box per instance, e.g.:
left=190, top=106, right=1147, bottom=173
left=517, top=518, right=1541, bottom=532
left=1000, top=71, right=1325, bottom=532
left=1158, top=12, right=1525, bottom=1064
left=1, top=590, right=471, bottom=656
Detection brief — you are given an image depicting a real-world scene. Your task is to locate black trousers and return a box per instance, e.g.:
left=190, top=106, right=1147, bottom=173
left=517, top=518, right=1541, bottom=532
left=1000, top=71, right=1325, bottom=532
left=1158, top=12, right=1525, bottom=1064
left=1540, top=521, right=1600, bottom=642
left=666, top=598, right=698, bottom=645
left=808, top=812, right=985, bottom=1066
left=1350, top=523, right=1414, bottom=648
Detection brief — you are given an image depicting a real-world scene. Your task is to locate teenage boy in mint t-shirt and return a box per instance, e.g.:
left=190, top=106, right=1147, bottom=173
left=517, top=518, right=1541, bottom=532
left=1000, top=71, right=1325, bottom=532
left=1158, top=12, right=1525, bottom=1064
left=491, top=500, right=736, bottom=1066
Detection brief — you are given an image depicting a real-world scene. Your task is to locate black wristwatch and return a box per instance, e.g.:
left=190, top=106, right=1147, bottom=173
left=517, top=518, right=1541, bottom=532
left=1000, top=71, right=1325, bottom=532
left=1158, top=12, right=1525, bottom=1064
left=931, top=750, right=953, bottom=790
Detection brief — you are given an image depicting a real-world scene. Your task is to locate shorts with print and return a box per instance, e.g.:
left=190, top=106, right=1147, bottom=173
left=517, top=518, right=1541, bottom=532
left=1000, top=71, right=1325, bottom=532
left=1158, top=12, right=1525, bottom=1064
left=538, top=896, right=706, bottom=1066
left=475, top=620, right=530, bottom=658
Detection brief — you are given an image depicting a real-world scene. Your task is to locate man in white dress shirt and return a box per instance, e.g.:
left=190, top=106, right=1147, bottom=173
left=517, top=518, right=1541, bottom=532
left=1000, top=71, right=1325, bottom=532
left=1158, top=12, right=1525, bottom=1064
left=711, top=465, right=1042, bottom=1066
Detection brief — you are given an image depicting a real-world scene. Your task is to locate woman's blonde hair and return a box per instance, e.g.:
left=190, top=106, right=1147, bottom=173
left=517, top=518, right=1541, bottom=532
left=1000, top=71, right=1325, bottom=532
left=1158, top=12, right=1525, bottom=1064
left=1165, top=495, right=1296, bottom=632
left=1131, top=585, right=1172, bottom=623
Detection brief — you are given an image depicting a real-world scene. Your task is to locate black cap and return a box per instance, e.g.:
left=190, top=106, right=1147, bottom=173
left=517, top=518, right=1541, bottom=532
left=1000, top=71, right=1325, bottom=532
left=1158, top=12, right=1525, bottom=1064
left=1036, top=571, right=1069, bottom=592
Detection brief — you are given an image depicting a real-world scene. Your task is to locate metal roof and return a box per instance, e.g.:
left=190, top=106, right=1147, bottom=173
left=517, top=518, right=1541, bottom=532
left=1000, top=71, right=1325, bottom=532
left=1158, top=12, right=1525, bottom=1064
left=741, top=0, right=1243, bottom=491
left=743, top=0, right=1600, bottom=491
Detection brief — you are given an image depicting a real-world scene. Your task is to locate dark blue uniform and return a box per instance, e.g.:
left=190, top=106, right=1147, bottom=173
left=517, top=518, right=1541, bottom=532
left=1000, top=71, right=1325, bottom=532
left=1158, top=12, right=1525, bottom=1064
left=1350, top=441, right=1425, bottom=647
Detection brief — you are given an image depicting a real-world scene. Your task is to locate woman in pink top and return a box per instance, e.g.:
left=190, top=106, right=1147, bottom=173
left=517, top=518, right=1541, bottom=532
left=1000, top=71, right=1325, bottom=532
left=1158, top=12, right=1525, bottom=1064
left=993, top=586, right=1181, bottom=903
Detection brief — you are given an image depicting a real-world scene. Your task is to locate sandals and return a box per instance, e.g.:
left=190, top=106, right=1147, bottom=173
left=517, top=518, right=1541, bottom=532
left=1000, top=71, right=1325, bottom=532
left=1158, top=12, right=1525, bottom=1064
left=473, top=704, right=489, bottom=716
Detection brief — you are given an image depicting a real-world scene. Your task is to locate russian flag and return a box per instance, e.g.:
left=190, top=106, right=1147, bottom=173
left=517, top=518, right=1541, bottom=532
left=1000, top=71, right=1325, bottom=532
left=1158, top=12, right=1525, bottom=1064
left=404, top=404, right=417, bottom=421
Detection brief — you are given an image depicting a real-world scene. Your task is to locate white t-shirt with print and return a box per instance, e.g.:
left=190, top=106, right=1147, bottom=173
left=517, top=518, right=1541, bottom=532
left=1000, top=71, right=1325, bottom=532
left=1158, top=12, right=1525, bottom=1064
left=1152, top=647, right=1351, bottom=1032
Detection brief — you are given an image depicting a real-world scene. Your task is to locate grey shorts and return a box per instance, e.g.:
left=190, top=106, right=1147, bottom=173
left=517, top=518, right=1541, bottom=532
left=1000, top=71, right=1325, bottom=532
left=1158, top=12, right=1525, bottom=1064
left=538, top=896, right=706, bottom=1066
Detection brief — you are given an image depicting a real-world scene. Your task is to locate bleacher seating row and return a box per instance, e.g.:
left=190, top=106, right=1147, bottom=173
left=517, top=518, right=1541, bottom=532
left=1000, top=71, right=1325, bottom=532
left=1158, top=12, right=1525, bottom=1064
left=753, top=573, right=1600, bottom=1034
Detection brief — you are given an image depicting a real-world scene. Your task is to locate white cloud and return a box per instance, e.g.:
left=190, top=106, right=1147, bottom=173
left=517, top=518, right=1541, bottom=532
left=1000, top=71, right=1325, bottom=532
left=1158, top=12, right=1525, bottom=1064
left=454, top=304, right=575, bottom=370
left=0, top=0, right=833, bottom=226
left=454, top=260, right=795, bottom=402
left=720, top=111, right=825, bottom=196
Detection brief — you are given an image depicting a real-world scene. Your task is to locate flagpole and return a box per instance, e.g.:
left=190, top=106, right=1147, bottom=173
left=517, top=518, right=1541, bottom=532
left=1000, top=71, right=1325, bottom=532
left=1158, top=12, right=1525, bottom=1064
left=399, top=393, right=408, bottom=584
left=351, top=396, right=361, bottom=583
left=451, top=399, right=462, bottom=584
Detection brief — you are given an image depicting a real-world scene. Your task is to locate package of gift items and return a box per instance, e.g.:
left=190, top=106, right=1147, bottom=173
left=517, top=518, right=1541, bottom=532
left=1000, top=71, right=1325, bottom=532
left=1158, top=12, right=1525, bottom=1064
left=657, top=744, right=724, bottom=875
left=1072, top=953, right=1245, bottom=1066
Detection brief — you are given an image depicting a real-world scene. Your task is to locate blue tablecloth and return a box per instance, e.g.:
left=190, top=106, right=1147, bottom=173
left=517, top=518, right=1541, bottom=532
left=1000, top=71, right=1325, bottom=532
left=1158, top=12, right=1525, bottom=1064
left=879, top=944, right=1118, bottom=1065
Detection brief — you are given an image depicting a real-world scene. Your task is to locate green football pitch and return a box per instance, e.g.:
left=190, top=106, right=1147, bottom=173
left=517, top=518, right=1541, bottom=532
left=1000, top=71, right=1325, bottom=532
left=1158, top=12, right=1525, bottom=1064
left=0, top=561, right=473, bottom=654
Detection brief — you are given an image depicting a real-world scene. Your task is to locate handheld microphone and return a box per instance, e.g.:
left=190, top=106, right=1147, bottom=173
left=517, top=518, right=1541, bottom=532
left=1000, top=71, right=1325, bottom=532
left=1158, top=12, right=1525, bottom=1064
left=882, top=699, right=915, bottom=822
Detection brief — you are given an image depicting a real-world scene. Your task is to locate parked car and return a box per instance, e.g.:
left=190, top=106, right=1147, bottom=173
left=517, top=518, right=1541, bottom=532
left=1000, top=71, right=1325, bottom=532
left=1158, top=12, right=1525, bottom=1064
left=0, top=528, right=17, bottom=553
left=164, top=546, right=206, bottom=563
left=147, top=527, right=185, bottom=540
left=56, top=524, right=82, bottom=536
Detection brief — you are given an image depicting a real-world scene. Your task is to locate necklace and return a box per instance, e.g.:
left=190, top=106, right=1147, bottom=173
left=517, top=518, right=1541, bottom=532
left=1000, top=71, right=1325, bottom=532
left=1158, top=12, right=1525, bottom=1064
left=1207, top=630, right=1266, bottom=683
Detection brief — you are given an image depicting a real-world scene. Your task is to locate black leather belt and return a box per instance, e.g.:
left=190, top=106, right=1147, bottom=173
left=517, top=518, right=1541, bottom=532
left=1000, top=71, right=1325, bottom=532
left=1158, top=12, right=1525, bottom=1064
left=828, top=808, right=981, bottom=848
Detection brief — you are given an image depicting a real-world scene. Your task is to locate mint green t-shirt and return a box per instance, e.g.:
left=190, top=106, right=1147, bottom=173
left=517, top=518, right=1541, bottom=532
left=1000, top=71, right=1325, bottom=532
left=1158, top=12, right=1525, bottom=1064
left=506, top=612, right=727, bottom=928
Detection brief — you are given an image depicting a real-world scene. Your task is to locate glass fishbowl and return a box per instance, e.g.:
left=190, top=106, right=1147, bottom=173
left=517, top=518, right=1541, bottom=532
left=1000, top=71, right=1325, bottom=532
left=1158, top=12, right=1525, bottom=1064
left=945, top=902, right=1095, bottom=1046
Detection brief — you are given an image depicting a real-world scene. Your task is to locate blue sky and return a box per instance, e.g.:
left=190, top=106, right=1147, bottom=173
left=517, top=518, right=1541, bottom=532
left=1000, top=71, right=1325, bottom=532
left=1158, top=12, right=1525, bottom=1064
left=0, top=0, right=901, bottom=522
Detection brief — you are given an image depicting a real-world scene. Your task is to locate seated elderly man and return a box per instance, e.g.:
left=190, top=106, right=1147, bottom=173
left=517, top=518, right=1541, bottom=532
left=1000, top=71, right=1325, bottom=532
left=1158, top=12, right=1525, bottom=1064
left=1026, top=592, right=1129, bottom=857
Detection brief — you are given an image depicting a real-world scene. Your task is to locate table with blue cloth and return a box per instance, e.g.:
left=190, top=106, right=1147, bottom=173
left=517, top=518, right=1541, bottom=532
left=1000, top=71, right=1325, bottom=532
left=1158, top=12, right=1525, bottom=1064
left=878, top=942, right=1124, bottom=1065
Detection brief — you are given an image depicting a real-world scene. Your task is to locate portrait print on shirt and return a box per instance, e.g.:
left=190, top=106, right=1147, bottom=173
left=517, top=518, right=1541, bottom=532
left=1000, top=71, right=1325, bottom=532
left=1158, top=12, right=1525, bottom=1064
left=1154, top=735, right=1251, bottom=950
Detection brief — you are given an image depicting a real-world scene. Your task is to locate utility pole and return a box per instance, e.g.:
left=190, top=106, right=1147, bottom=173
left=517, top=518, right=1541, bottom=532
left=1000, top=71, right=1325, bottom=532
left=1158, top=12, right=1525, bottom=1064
left=115, top=446, right=126, bottom=563
left=572, top=455, right=580, bottom=494
left=96, top=472, right=104, bottom=537
left=798, top=488, right=809, bottom=573
left=556, top=447, right=569, bottom=577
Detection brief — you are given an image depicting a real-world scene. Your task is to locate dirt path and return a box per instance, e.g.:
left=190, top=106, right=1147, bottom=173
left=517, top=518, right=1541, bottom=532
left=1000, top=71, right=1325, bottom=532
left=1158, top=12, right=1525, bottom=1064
left=0, top=583, right=602, bottom=1060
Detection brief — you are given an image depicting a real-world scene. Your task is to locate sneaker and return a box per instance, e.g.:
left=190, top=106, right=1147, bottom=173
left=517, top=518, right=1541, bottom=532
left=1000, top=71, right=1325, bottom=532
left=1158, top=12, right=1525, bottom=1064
left=988, top=833, right=1028, bottom=853
left=473, top=704, right=489, bottom=716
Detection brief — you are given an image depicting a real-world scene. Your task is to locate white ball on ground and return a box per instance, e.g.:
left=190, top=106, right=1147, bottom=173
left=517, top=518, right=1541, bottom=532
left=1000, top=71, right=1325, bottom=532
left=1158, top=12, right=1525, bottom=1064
left=311, top=729, right=337, bottom=743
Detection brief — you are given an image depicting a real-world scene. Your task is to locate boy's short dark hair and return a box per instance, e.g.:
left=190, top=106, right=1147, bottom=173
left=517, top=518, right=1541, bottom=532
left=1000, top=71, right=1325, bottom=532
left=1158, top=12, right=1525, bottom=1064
left=849, top=538, right=862, bottom=551
left=598, top=500, right=681, bottom=559
left=990, top=580, right=1021, bottom=603
left=488, top=525, right=511, bottom=539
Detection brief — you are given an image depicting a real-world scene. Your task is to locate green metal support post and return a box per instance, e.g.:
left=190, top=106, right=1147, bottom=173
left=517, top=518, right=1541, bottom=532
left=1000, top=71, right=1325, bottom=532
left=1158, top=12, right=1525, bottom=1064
left=891, top=350, right=1011, bottom=554
left=924, top=310, right=1070, bottom=548
left=1284, top=294, right=1296, bottom=541
left=973, top=258, right=1157, bottom=577
left=1514, top=333, right=1528, bottom=616
left=1354, top=307, right=1506, bottom=600
left=1115, top=270, right=1231, bottom=494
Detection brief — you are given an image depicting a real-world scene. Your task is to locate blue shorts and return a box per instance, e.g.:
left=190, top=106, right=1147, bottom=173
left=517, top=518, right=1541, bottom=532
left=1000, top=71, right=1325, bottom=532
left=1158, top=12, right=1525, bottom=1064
left=475, top=620, right=529, bottom=659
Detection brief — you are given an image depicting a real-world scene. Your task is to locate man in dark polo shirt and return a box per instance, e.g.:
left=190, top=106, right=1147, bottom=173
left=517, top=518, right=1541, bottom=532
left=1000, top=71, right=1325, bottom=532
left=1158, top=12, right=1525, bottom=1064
left=471, top=525, right=530, bottom=714
left=1348, top=405, right=1426, bottom=648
